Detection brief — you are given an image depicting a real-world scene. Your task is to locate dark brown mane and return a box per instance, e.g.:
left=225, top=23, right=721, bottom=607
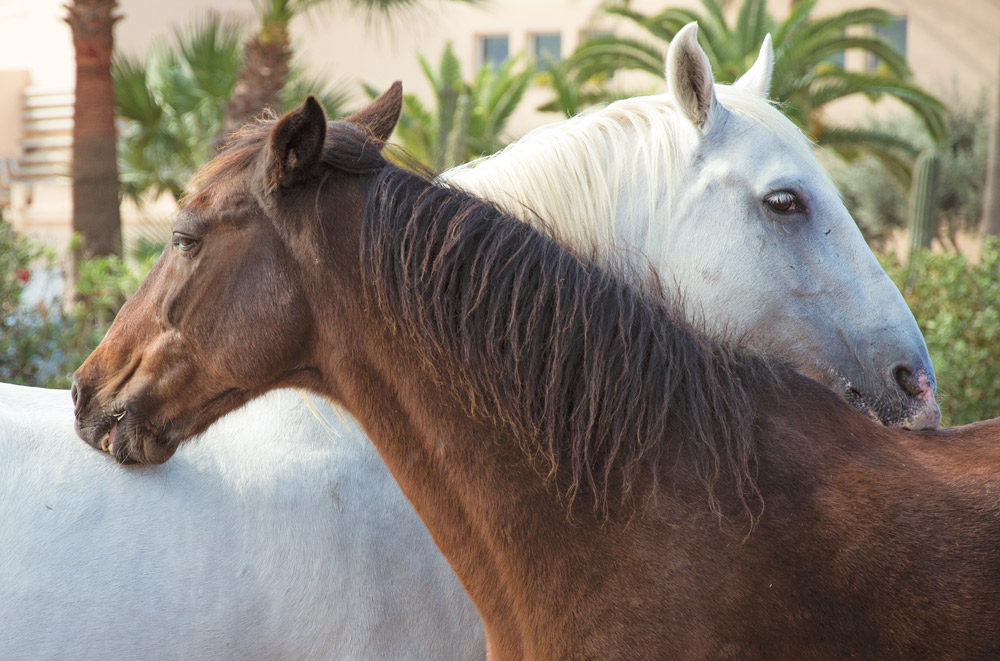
left=360, top=164, right=781, bottom=519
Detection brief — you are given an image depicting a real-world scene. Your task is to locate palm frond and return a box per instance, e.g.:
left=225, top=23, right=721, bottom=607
left=564, top=34, right=664, bottom=82
left=808, top=73, right=946, bottom=142
left=818, top=126, right=917, bottom=184
left=172, top=12, right=244, bottom=100
left=112, top=54, right=161, bottom=124
left=605, top=6, right=695, bottom=45
left=798, top=7, right=892, bottom=43
left=695, top=0, right=730, bottom=44
left=794, top=34, right=909, bottom=78
left=735, top=0, right=771, bottom=55
left=279, top=69, right=352, bottom=118
left=772, top=0, right=817, bottom=45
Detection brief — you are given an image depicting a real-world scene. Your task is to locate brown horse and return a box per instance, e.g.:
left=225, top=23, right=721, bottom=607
left=73, top=88, right=1000, bottom=659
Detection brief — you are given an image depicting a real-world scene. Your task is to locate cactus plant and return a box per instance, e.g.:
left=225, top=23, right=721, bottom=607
left=909, top=148, right=941, bottom=252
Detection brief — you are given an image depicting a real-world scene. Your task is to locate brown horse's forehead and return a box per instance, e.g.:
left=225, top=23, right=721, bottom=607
left=171, top=207, right=209, bottom=235
left=184, top=178, right=240, bottom=210
left=178, top=183, right=260, bottom=230
left=181, top=187, right=214, bottom=211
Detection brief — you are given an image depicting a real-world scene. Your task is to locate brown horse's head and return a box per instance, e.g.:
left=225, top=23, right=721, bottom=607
left=72, top=85, right=403, bottom=464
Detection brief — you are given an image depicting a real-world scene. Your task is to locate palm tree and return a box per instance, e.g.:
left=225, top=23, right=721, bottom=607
left=365, top=42, right=534, bottom=171
left=65, top=0, right=122, bottom=258
left=559, top=0, right=946, bottom=180
left=115, top=14, right=350, bottom=205
left=219, top=0, right=479, bottom=145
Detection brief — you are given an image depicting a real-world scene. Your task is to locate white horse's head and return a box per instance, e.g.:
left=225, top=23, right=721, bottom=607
left=659, top=24, right=936, bottom=428
left=442, top=23, right=938, bottom=429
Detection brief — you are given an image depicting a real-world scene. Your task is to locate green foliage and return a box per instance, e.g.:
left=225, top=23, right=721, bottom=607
left=279, top=69, right=352, bottom=118
left=537, top=55, right=639, bottom=117
left=557, top=0, right=946, bottom=170
left=1, top=220, right=57, bottom=383
left=880, top=241, right=1000, bottom=426
left=828, top=94, right=989, bottom=245
left=366, top=42, right=535, bottom=171
left=0, top=217, right=48, bottom=312
left=114, top=12, right=349, bottom=204
left=0, top=221, right=156, bottom=388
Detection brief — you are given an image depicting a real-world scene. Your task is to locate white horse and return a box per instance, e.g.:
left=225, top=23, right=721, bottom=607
left=4, top=26, right=935, bottom=659
left=0, top=384, right=484, bottom=660
left=442, top=29, right=937, bottom=428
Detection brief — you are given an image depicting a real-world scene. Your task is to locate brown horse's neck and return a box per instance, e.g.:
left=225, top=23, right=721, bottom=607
left=313, top=330, right=551, bottom=657
left=298, top=165, right=774, bottom=657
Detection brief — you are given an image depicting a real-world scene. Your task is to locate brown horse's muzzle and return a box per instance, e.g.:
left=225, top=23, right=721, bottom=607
left=71, top=374, right=181, bottom=466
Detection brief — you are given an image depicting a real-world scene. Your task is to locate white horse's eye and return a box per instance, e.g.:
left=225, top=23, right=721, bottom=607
left=764, top=191, right=806, bottom=215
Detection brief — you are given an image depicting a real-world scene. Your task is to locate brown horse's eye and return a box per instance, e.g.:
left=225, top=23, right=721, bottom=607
left=764, top=191, right=806, bottom=215
left=171, top=232, right=199, bottom=255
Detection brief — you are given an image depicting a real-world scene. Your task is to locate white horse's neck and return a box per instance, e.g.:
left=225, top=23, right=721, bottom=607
left=441, top=95, right=690, bottom=282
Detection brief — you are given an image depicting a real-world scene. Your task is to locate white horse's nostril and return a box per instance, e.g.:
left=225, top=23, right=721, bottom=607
left=892, top=365, right=928, bottom=399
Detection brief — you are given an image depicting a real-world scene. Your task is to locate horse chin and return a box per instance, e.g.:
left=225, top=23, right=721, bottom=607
left=841, top=383, right=941, bottom=431
left=100, top=417, right=179, bottom=466
left=894, top=392, right=941, bottom=431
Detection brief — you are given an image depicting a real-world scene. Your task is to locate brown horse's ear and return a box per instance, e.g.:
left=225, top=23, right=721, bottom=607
left=264, top=95, right=327, bottom=192
left=346, top=81, right=402, bottom=143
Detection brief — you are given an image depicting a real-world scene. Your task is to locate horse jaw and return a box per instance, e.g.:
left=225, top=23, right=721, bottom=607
left=733, top=34, right=773, bottom=98
left=665, top=23, right=725, bottom=132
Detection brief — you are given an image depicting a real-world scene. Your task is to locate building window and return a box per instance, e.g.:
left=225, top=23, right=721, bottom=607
left=868, top=17, right=907, bottom=71
left=480, top=35, right=509, bottom=68
left=533, top=32, right=562, bottom=70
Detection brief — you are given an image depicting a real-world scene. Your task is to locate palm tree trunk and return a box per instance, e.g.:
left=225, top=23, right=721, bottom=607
left=65, top=0, right=122, bottom=258
left=981, top=52, right=1000, bottom=237
left=217, top=20, right=291, bottom=146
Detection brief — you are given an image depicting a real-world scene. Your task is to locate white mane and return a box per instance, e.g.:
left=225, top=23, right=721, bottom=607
left=441, top=84, right=820, bottom=270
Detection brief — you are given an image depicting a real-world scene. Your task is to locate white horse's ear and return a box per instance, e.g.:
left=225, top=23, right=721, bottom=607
left=666, top=23, right=722, bottom=132
left=734, top=34, right=773, bottom=98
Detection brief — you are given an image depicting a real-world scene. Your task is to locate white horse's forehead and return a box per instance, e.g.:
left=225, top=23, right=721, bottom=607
left=712, top=111, right=825, bottom=178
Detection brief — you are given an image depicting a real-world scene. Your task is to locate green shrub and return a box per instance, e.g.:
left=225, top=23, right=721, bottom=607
left=0, top=220, right=157, bottom=388
left=880, top=240, right=1000, bottom=426
left=0, top=219, right=63, bottom=384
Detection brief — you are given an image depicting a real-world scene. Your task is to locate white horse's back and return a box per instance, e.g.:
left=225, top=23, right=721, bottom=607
left=0, top=384, right=483, bottom=659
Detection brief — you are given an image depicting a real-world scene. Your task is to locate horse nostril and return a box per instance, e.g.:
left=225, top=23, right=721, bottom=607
left=71, top=380, right=90, bottom=417
left=892, top=364, right=925, bottom=398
